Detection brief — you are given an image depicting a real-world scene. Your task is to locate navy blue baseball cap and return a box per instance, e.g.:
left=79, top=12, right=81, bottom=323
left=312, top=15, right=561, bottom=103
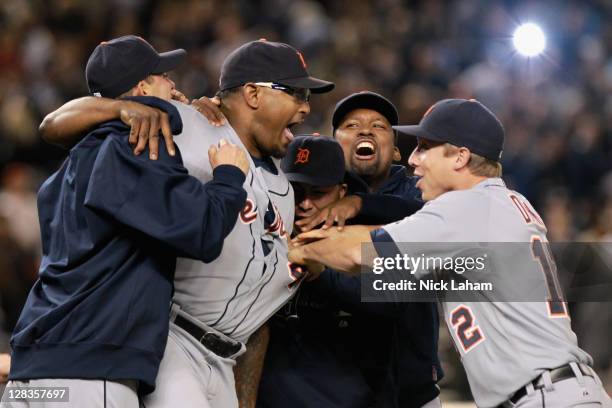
left=393, top=98, right=505, bottom=161
left=332, top=91, right=399, bottom=130
left=86, top=35, right=186, bottom=98
left=281, top=135, right=345, bottom=186
left=219, top=40, right=334, bottom=93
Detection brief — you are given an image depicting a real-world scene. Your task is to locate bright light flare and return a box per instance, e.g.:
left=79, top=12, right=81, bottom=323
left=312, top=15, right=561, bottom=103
left=513, top=23, right=546, bottom=57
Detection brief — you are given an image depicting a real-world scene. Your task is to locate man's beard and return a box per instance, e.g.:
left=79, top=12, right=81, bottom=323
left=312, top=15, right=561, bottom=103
left=349, top=157, right=378, bottom=176
left=271, top=150, right=286, bottom=159
left=263, top=144, right=288, bottom=159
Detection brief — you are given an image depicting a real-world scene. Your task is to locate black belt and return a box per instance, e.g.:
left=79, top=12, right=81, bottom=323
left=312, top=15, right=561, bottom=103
left=173, top=314, right=242, bottom=358
left=507, top=363, right=593, bottom=405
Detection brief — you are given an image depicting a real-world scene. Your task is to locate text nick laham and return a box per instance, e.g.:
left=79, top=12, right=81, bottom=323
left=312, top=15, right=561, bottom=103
left=372, top=279, right=493, bottom=291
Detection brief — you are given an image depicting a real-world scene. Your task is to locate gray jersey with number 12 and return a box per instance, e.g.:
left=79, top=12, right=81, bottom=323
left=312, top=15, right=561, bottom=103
left=381, top=178, right=592, bottom=408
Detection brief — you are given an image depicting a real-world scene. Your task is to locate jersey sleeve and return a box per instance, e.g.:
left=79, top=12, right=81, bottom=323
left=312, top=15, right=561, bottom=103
left=371, top=195, right=459, bottom=279
left=381, top=198, right=450, bottom=242
left=84, top=133, right=247, bottom=263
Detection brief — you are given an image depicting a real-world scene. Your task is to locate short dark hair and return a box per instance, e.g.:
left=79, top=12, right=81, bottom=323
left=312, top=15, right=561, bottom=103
left=443, top=143, right=502, bottom=177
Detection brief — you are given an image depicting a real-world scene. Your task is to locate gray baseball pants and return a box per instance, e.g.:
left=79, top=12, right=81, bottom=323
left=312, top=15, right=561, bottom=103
left=142, top=308, right=245, bottom=408
left=502, top=363, right=611, bottom=408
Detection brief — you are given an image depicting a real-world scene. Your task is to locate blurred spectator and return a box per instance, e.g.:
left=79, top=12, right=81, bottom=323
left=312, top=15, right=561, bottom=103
left=0, top=163, right=41, bottom=256
left=0, top=213, right=36, bottom=333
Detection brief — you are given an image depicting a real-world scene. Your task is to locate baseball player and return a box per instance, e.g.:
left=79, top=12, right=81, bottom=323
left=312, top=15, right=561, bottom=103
left=1, top=36, right=249, bottom=407
left=36, top=39, right=334, bottom=408
left=290, top=99, right=612, bottom=407
left=295, top=92, right=423, bottom=233
left=257, top=134, right=366, bottom=408
left=259, top=94, right=442, bottom=408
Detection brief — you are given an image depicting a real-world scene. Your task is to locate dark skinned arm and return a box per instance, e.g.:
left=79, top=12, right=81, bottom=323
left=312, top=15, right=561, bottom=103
left=39, top=96, right=174, bottom=159
left=234, top=323, right=270, bottom=408
left=40, top=94, right=227, bottom=159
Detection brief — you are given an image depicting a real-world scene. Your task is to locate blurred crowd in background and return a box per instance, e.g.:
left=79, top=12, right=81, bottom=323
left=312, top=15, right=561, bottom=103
left=0, top=0, right=610, bottom=399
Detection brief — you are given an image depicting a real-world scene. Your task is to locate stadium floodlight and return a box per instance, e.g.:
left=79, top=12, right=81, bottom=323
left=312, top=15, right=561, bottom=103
left=513, top=23, right=546, bottom=57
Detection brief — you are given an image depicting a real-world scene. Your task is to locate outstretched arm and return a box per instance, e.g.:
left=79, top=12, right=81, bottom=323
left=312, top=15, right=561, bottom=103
left=289, top=225, right=377, bottom=274
left=39, top=96, right=174, bottom=159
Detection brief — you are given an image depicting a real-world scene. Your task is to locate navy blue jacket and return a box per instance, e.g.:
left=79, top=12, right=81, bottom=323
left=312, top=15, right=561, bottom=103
left=9, top=97, right=247, bottom=395
left=259, top=165, right=442, bottom=408
left=347, top=165, right=423, bottom=225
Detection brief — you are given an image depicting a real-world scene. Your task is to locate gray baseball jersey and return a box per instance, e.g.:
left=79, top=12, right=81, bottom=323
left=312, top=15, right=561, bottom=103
left=169, top=101, right=299, bottom=343
left=380, top=178, right=593, bottom=407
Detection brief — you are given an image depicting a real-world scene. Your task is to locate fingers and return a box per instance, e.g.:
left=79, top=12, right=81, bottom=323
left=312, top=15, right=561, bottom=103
left=336, top=213, right=347, bottom=231
left=128, top=117, right=140, bottom=146
left=302, top=228, right=333, bottom=239
left=295, top=211, right=323, bottom=232
left=160, top=113, right=175, bottom=156
left=306, top=197, right=361, bottom=231
left=211, top=139, right=249, bottom=175
left=208, top=144, right=218, bottom=167
left=147, top=114, right=160, bottom=160
left=119, top=102, right=175, bottom=159
left=192, top=97, right=226, bottom=126
left=306, top=211, right=328, bottom=232
left=293, top=228, right=331, bottom=244
left=134, top=119, right=149, bottom=156
left=171, top=89, right=189, bottom=104
left=323, top=208, right=336, bottom=230
left=148, top=135, right=159, bottom=160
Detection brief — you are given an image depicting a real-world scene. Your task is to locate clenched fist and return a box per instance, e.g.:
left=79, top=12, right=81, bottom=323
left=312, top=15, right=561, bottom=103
left=208, top=139, right=250, bottom=176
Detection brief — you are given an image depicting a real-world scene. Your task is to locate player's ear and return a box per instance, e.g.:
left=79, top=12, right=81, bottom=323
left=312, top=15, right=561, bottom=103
left=454, top=147, right=471, bottom=170
left=393, top=146, right=401, bottom=162
left=241, top=83, right=260, bottom=109
left=133, top=79, right=150, bottom=97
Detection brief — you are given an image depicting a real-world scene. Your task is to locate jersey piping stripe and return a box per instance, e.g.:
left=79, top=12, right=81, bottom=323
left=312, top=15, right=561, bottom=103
left=249, top=171, right=254, bottom=186
left=268, top=182, right=290, bottom=197
left=266, top=159, right=289, bottom=196
left=228, top=249, right=280, bottom=336
left=211, top=222, right=257, bottom=327
left=212, top=171, right=257, bottom=326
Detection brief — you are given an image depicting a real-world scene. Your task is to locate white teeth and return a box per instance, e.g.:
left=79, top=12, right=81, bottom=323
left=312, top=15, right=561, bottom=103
left=357, top=141, right=375, bottom=150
